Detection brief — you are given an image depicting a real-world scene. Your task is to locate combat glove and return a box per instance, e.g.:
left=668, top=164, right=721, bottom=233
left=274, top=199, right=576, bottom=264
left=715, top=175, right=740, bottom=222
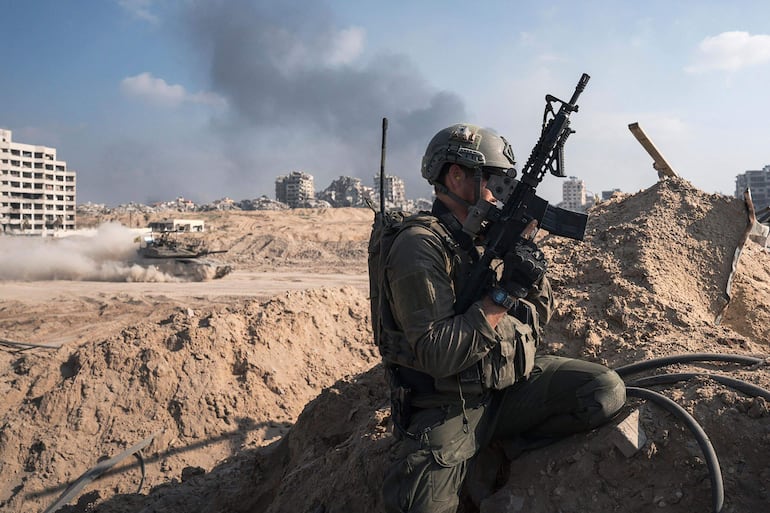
left=501, top=240, right=547, bottom=298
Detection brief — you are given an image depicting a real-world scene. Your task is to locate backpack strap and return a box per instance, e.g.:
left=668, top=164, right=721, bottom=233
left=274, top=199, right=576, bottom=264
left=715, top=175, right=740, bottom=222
left=395, top=212, right=462, bottom=269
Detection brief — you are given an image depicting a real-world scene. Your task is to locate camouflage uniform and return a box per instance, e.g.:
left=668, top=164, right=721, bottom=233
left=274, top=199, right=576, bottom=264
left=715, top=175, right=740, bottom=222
left=380, top=200, right=626, bottom=513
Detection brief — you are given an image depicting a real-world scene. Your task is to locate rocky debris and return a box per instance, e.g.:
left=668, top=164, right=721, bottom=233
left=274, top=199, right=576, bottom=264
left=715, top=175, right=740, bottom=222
left=235, top=196, right=289, bottom=211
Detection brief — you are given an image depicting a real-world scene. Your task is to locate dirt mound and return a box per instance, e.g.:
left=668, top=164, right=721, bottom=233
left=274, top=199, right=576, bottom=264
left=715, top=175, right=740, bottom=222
left=2, top=178, right=769, bottom=513
left=540, top=177, right=761, bottom=364
left=79, top=208, right=374, bottom=274
left=0, top=287, right=378, bottom=513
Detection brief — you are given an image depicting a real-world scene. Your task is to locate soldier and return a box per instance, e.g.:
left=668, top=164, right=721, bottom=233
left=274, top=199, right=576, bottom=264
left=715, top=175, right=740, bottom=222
left=377, top=123, right=626, bottom=512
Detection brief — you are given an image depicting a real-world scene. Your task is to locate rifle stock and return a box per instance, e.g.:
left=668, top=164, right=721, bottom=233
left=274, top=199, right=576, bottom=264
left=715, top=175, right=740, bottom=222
left=455, top=73, right=591, bottom=313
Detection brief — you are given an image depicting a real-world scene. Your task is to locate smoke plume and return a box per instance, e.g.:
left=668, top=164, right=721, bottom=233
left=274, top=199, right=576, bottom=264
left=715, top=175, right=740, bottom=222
left=179, top=0, right=466, bottom=199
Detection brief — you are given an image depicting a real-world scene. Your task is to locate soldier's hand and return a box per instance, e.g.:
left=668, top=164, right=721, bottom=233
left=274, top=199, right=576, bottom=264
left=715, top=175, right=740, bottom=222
left=501, top=240, right=547, bottom=298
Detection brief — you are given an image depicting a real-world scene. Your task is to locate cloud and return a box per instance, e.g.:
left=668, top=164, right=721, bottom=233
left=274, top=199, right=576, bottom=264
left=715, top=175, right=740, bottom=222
left=118, top=0, right=158, bottom=23
left=686, top=31, right=770, bottom=73
left=120, top=72, right=227, bottom=108
left=121, top=72, right=185, bottom=105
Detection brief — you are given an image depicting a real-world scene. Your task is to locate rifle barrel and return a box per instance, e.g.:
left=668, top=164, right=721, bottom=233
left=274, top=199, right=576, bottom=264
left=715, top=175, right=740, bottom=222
left=569, top=73, right=590, bottom=106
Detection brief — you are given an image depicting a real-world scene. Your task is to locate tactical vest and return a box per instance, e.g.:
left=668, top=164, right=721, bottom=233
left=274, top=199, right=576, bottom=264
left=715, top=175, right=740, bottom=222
left=368, top=210, right=538, bottom=397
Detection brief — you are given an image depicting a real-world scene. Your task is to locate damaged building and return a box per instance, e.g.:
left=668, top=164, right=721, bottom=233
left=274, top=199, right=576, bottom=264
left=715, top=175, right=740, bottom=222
left=317, top=176, right=374, bottom=208
left=0, top=129, right=77, bottom=234
left=275, top=171, right=315, bottom=208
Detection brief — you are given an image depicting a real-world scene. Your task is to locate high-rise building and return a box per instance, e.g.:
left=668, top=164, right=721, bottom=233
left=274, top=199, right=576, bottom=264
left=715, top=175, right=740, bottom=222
left=374, top=174, right=406, bottom=209
left=0, top=129, right=77, bottom=234
left=735, top=165, right=770, bottom=210
left=561, top=176, right=587, bottom=212
left=275, top=171, right=315, bottom=208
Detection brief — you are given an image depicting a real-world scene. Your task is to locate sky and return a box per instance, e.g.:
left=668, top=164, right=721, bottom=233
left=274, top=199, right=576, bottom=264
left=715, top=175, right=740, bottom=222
left=1, top=0, right=769, bottom=207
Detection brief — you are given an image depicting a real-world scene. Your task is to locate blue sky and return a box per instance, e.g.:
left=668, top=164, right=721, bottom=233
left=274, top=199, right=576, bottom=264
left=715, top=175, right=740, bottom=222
left=1, top=0, right=769, bottom=206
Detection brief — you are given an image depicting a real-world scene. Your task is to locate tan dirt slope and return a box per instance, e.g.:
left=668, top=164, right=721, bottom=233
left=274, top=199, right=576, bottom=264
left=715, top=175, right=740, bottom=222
left=1, top=177, right=769, bottom=513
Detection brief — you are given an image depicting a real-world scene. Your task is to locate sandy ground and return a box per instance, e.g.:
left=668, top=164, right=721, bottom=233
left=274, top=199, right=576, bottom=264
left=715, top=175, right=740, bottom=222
left=0, top=271, right=368, bottom=351
left=1, top=180, right=769, bottom=513
left=0, top=271, right=368, bottom=304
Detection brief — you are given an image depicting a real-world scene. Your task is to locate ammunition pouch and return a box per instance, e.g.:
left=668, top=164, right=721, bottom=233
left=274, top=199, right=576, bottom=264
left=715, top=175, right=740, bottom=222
left=512, top=299, right=538, bottom=381
left=481, top=299, right=538, bottom=389
left=511, top=299, right=533, bottom=326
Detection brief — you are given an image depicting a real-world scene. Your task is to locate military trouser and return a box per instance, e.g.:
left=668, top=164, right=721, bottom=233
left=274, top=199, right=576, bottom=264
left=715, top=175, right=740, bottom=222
left=382, top=355, right=626, bottom=513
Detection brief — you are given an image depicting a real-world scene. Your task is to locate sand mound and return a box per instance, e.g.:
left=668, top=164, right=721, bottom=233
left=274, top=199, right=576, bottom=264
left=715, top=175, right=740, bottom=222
left=1, top=178, right=768, bottom=513
left=540, top=177, right=761, bottom=364
left=0, top=287, right=378, bottom=513
left=78, top=208, right=374, bottom=274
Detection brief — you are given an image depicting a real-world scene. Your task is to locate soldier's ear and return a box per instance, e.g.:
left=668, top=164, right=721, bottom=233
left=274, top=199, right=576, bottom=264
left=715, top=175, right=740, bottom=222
left=448, top=164, right=465, bottom=186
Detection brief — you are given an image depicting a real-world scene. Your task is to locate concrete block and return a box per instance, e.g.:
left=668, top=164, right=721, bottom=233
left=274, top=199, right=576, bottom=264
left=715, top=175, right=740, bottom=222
left=610, top=408, right=648, bottom=458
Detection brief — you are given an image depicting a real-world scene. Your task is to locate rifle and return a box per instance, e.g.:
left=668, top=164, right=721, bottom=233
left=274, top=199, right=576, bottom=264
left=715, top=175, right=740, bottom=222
left=455, top=73, right=591, bottom=312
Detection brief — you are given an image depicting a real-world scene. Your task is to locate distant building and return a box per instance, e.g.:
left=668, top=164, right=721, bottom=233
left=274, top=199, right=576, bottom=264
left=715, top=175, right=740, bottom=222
left=374, top=174, right=407, bottom=210
left=276, top=171, right=315, bottom=208
left=174, top=196, right=197, bottom=211
left=209, top=197, right=237, bottom=211
left=561, top=176, right=587, bottom=212
left=602, top=189, right=622, bottom=200
left=735, top=165, right=770, bottom=210
left=318, top=176, right=373, bottom=207
left=148, top=219, right=205, bottom=232
left=237, top=195, right=289, bottom=211
left=0, top=128, right=77, bottom=234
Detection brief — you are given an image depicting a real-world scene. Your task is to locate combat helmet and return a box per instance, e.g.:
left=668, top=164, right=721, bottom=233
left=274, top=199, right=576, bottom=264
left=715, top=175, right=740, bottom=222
left=421, top=123, right=516, bottom=185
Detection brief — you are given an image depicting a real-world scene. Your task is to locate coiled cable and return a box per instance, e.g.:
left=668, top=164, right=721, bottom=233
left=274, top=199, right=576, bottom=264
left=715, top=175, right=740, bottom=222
left=614, top=353, right=764, bottom=378
left=614, top=353, right=769, bottom=513
left=625, top=386, right=724, bottom=513
left=627, top=372, right=770, bottom=402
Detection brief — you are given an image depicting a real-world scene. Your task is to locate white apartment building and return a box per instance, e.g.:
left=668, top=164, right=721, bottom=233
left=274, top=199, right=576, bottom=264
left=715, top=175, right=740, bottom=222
left=561, top=176, right=587, bottom=212
left=0, top=129, right=76, bottom=234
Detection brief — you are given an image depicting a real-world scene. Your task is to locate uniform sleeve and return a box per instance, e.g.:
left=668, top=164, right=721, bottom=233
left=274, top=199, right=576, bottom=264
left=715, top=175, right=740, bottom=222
left=523, top=274, right=554, bottom=341
left=385, top=225, right=499, bottom=378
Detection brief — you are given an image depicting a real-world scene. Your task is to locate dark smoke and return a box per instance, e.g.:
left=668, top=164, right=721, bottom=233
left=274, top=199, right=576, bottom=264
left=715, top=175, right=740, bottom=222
left=179, top=0, right=466, bottom=200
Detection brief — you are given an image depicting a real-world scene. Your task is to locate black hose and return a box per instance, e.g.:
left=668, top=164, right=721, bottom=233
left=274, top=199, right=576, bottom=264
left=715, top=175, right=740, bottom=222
left=626, top=386, right=724, bottom=513
left=135, top=449, right=146, bottom=493
left=628, top=372, right=770, bottom=402
left=614, top=353, right=764, bottom=378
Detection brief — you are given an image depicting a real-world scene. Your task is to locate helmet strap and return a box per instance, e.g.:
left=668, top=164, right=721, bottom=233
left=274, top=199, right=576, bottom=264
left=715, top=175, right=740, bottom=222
left=472, top=168, right=483, bottom=205
left=435, top=182, right=473, bottom=210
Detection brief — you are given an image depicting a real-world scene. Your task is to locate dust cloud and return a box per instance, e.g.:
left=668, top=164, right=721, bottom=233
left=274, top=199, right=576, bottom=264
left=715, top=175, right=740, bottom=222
left=0, top=222, right=179, bottom=282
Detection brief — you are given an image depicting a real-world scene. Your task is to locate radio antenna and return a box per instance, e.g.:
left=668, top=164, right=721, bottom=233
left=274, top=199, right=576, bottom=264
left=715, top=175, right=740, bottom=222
left=379, top=117, right=388, bottom=214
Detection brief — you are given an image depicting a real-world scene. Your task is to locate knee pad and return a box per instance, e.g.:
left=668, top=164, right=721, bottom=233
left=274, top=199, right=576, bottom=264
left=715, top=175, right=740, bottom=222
left=577, top=370, right=626, bottom=426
